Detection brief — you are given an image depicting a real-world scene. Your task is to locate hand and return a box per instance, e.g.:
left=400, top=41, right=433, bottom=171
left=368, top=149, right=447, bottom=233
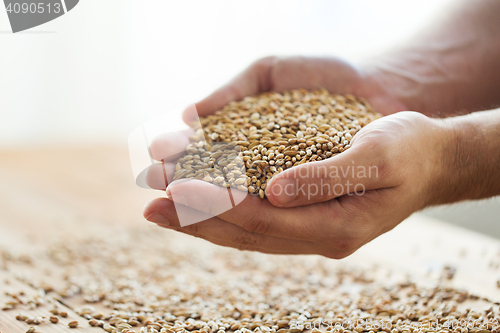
left=146, top=56, right=409, bottom=189
left=181, top=56, right=407, bottom=124
left=144, top=111, right=449, bottom=259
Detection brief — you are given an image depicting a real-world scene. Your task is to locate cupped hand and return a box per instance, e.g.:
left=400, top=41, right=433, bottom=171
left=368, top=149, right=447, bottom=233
left=146, top=56, right=408, bottom=190
left=144, top=110, right=449, bottom=259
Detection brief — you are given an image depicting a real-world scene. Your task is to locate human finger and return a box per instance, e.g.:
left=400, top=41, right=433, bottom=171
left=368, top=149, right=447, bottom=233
left=164, top=179, right=340, bottom=241
left=144, top=197, right=319, bottom=255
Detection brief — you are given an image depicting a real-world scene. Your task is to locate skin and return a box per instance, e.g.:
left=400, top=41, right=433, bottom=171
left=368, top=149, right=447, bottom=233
left=143, top=0, right=500, bottom=259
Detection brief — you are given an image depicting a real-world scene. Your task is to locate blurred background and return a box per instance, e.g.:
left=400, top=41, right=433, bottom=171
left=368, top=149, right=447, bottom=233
left=1, top=0, right=498, bottom=236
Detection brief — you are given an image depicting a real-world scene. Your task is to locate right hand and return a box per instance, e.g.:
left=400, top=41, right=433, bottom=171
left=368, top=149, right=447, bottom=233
left=144, top=111, right=451, bottom=259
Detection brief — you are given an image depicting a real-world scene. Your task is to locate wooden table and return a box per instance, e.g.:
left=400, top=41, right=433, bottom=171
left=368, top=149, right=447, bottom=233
left=1, top=146, right=499, bottom=332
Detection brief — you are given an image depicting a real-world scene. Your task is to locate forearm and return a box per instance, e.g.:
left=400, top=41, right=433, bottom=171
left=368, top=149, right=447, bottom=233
left=364, top=0, right=500, bottom=116
left=436, top=109, right=500, bottom=205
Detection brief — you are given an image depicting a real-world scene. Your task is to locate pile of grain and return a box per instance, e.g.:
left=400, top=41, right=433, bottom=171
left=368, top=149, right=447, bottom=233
left=173, top=89, right=381, bottom=198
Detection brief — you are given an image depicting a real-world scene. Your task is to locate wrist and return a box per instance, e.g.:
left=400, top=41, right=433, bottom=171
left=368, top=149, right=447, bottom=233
left=434, top=116, right=484, bottom=205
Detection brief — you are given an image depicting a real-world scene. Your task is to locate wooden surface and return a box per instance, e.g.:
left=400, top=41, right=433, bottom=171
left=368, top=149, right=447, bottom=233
left=1, top=145, right=499, bottom=332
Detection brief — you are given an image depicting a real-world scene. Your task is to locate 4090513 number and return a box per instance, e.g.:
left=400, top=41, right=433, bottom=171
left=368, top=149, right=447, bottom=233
left=5, top=2, right=62, bottom=14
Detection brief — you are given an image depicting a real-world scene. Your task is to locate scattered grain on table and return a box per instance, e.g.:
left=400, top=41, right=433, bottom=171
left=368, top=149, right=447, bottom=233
left=2, top=229, right=500, bottom=333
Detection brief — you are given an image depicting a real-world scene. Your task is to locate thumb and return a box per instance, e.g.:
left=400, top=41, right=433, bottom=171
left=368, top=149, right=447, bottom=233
left=265, top=143, right=392, bottom=207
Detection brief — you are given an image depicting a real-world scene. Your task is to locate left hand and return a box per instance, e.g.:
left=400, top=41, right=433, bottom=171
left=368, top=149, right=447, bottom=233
left=144, top=111, right=450, bottom=259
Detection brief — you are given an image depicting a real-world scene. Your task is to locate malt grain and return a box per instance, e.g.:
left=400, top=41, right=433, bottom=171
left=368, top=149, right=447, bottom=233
left=173, top=89, right=381, bottom=198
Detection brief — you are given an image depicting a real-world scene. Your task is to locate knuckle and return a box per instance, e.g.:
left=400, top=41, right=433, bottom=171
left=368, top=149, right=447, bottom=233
left=181, top=223, right=199, bottom=235
left=234, top=230, right=262, bottom=251
left=360, top=136, right=386, bottom=152
left=296, top=164, right=338, bottom=202
left=252, top=56, right=278, bottom=69
left=317, top=162, right=338, bottom=182
left=149, top=135, right=167, bottom=161
left=250, top=56, right=278, bottom=91
left=319, top=237, right=359, bottom=260
left=240, top=212, right=270, bottom=235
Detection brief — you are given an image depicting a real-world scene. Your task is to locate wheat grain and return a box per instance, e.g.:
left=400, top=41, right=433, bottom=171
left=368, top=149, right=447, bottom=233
left=173, top=89, right=381, bottom=198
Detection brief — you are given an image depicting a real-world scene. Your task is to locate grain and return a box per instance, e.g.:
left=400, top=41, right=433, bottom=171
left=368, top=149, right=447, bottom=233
left=49, top=316, right=59, bottom=323
left=103, top=324, right=114, bottom=332
left=2, top=230, right=499, bottom=333
left=173, top=89, right=381, bottom=198
left=25, top=316, right=43, bottom=325
left=68, top=320, right=79, bottom=328
left=26, top=327, right=36, bottom=333
left=89, top=319, right=99, bottom=326
left=16, top=313, right=28, bottom=321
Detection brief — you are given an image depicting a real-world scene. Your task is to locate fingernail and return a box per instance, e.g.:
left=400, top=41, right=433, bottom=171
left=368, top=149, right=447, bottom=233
left=165, top=187, right=172, bottom=199
left=146, top=212, right=170, bottom=226
left=269, top=178, right=298, bottom=205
